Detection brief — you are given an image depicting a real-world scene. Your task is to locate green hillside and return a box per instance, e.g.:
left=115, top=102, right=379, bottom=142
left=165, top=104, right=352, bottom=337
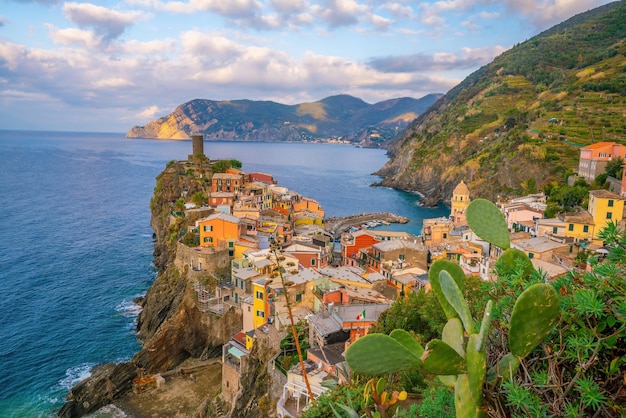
left=377, top=1, right=626, bottom=204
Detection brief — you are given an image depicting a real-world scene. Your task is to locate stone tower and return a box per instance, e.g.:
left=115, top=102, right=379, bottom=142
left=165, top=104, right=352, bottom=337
left=451, top=180, right=470, bottom=214
left=191, top=134, right=204, bottom=156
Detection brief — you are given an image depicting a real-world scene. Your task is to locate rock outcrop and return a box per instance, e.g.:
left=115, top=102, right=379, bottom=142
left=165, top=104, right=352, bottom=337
left=59, top=158, right=242, bottom=417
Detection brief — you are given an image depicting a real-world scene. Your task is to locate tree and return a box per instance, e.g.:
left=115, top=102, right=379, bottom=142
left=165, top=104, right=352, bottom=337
left=605, top=157, right=623, bottom=179
left=191, top=191, right=206, bottom=206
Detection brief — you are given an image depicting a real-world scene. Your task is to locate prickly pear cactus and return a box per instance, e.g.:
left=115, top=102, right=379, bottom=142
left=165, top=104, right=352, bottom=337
left=466, top=198, right=510, bottom=249
left=345, top=330, right=422, bottom=375
left=497, top=248, right=535, bottom=278
left=421, top=339, right=467, bottom=375
left=429, top=259, right=466, bottom=320
left=509, top=283, right=560, bottom=357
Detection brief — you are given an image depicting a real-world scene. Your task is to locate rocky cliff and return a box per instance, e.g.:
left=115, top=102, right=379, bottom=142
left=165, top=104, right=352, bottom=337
left=59, top=158, right=247, bottom=417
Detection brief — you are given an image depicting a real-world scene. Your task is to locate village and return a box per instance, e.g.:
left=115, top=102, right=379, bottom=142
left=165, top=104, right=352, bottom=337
left=143, top=136, right=626, bottom=417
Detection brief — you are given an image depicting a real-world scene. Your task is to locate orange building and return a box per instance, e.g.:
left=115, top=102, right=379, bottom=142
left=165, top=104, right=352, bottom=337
left=293, top=197, right=325, bottom=218
left=196, top=212, right=241, bottom=249
left=341, top=230, right=381, bottom=267
left=212, top=173, right=243, bottom=193
left=578, top=142, right=626, bottom=183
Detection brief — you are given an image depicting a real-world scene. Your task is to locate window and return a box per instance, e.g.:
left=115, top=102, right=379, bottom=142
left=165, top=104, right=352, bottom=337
left=552, top=227, right=558, bottom=234
left=583, top=225, right=589, bottom=233
left=528, top=253, right=534, bottom=259
left=240, top=281, right=244, bottom=290
left=608, top=200, right=614, bottom=207
left=203, top=225, right=213, bottom=232
left=256, top=310, right=265, bottom=318
left=607, top=212, right=613, bottom=219
left=255, top=290, right=264, bottom=299
left=311, top=259, right=316, bottom=266
left=568, top=224, right=574, bottom=231
left=228, top=242, right=234, bottom=247
left=203, top=237, right=209, bottom=242
left=235, top=278, right=238, bottom=287
left=443, top=233, right=447, bottom=239
left=296, top=293, right=302, bottom=302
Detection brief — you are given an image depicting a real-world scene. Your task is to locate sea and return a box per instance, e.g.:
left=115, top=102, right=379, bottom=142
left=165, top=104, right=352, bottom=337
left=0, top=130, right=449, bottom=417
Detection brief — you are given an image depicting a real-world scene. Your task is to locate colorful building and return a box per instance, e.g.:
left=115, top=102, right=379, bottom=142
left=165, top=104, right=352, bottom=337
left=451, top=180, right=470, bottom=215
left=196, top=212, right=241, bottom=251
left=212, top=173, right=243, bottom=193
left=588, top=189, right=624, bottom=241
left=564, top=212, right=595, bottom=242
left=578, top=142, right=626, bottom=182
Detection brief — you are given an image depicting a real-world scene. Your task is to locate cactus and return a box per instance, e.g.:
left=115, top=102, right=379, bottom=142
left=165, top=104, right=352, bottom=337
left=509, top=283, right=560, bottom=357
left=345, top=329, right=423, bottom=376
left=497, top=248, right=535, bottom=278
left=466, top=198, right=510, bottom=250
left=429, top=260, right=466, bottom=319
left=344, top=197, right=561, bottom=417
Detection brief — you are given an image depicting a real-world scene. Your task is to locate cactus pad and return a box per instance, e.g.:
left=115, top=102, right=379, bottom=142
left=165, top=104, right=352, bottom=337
left=346, top=333, right=421, bottom=375
left=390, top=329, right=424, bottom=358
left=440, top=270, right=474, bottom=333
left=442, top=318, right=465, bottom=357
left=466, top=198, right=510, bottom=249
left=421, top=339, right=467, bottom=375
left=496, top=248, right=535, bottom=278
left=509, top=283, right=560, bottom=358
left=429, top=260, right=466, bottom=319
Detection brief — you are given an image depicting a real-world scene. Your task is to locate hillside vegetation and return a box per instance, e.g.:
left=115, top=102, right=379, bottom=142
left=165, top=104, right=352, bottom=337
left=126, top=94, right=441, bottom=147
left=376, top=1, right=626, bottom=205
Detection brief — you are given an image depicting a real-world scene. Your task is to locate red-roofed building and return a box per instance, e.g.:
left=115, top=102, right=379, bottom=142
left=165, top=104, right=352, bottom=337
left=578, top=142, right=626, bottom=183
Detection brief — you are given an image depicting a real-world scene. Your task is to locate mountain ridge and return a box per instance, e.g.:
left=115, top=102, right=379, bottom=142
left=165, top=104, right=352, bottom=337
left=126, top=94, right=442, bottom=147
left=376, top=0, right=626, bottom=205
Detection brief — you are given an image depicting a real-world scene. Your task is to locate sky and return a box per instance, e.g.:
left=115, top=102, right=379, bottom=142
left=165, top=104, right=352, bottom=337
left=0, top=0, right=615, bottom=132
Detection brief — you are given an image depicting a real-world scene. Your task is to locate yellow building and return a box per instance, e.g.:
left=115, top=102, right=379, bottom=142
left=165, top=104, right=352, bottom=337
left=451, top=180, right=470, bottom=215
left=588, top=190, right=624, bottom=241
left=252, top=277, right=271, bottom=330
left=564, top=212, right=595, bottom=242
left=293, top=197, right=325, bottom=218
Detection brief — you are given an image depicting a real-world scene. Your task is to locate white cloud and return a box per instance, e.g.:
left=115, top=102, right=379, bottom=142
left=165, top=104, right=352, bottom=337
left=63, top=2, right=148, bottom=40
left=311, top=0, right=369, bottom=28
left=368, top=13, right=392, bottom=31
left=92, top=77, right=134, bottom=88
left=47, top=26, right=103, bottom=49
left=137, top=104, right=161, bottom=118
left=379, top=3, right=414, bottom=19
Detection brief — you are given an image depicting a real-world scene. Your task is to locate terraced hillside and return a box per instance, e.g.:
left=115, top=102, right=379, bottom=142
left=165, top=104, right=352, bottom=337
left=376, top=1, right=626, bottom=205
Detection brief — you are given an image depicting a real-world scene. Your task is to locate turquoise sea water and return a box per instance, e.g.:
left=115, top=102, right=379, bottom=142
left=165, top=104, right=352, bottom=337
left=0, top=131, right=448, bottom=417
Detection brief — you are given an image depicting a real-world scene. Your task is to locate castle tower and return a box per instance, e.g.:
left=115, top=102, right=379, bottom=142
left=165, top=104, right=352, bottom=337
left=451, top=180, right=470, bottom=214
left=191, top=134, right=204, bottom=157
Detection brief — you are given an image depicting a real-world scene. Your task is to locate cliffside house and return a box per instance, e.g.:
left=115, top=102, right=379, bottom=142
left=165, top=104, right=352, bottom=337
left=212, top=173, right=242, bottom=193
left=341, top=230, right=381, bottom=267
left=578, top=142, right=626, bottom=183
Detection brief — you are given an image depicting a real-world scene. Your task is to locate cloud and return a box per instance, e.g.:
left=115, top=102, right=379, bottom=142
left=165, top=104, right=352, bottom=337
left=311, top=0, right=369, bottom=28
left=367, top=45, right=508, bottom=73
left=137, top=105, right=161, bottom=118
left=63, top=2, right=147, bottom=40
left=128, top=0, right=262, bottom=18
left=502, top=0, right=606, bottom=27
left=379, top=3, right=414, bottom=19
left=0, top=16, right=7, bottom=27
left=367, top=13, right=392, bottom=31
left=270, top=0, right=307, bottom=14
left=47, top=26, right=104, bottom=49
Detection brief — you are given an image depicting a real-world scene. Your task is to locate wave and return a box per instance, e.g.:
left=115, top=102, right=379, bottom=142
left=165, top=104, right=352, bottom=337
left=59, top=363, right=95, bottom=391
left=115, top=297, right=143, bottom=318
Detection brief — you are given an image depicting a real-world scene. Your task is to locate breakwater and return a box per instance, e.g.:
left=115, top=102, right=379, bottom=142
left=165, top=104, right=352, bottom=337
left=324, top=212, right=409, bottom=238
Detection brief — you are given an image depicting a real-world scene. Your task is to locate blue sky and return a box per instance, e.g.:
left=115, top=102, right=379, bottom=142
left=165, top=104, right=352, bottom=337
left=0, top=0, right=613, bottom=132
